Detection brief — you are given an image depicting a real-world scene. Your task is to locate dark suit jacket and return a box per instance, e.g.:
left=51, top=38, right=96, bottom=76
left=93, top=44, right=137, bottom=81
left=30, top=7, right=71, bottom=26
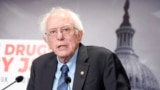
left=27, top=43, right=130, bottom=90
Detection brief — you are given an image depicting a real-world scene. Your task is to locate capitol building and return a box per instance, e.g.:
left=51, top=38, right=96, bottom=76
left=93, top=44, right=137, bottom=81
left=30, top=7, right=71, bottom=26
left=114, top=0, right=160, bottom=90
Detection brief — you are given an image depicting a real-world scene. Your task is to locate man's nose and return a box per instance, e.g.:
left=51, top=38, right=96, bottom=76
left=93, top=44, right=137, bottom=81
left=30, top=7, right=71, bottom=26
left=56, top=31, right=64, bottom=40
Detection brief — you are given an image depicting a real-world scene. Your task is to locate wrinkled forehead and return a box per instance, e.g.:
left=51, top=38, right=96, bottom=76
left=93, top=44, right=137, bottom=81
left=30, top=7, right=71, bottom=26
left=46, top=11, right=74, bottom=28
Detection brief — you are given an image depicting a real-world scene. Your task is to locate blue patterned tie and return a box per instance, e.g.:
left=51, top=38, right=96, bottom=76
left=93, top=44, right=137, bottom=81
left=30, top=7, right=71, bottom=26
left=57, top=65, right=69, bottom=90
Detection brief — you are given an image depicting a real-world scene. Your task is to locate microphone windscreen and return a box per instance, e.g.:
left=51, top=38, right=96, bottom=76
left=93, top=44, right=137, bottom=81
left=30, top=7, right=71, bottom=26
left=15, top=76, right=24, bottom=82
left=65, top=76, right=71, bottom=83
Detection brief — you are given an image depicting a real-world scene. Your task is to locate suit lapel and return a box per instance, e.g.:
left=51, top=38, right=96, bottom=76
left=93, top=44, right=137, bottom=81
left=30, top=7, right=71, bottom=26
left=73, top=44, right=89, bottom=90
left=42, top=55, right=57, bottom=90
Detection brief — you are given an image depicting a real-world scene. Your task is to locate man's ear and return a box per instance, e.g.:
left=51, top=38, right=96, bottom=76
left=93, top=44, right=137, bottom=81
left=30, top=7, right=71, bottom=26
left=43, top=36, right=52, bottom=50
left=77, top=30, right=83, bottom=42
left=43, top=36, right=48, bottom=43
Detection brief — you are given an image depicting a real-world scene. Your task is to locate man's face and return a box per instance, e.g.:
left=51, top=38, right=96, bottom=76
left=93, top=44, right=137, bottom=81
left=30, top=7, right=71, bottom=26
left=44, top=11, right=83, bottom=62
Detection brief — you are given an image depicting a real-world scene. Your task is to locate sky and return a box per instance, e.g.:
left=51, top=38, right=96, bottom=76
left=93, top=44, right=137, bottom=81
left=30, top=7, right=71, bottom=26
left=0, top=0, right=160, bottom=85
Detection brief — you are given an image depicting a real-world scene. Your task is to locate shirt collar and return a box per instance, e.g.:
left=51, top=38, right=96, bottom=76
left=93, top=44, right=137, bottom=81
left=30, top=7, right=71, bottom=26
left=57, top=48, right=79, bottom=71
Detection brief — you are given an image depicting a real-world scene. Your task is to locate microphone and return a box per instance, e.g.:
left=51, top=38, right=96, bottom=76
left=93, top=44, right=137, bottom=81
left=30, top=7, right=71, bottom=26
left=1, top=76, right=24, bottom=90
left=65, top=76, right=71, bottom=84
left=65, top=76, right=71, bottom=90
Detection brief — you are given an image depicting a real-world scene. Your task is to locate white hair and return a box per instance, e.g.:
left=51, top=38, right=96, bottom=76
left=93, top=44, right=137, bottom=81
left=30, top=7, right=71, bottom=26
left=39, top=7, right=84, bottom=36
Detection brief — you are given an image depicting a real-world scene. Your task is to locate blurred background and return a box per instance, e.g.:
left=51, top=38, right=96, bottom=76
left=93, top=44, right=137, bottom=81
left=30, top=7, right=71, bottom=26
left=0, top=0, right=160, bottom=89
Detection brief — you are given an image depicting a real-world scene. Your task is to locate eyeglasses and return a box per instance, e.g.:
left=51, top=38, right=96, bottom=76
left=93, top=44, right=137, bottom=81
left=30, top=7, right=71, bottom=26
left=45, top=26, right=76, bottom=37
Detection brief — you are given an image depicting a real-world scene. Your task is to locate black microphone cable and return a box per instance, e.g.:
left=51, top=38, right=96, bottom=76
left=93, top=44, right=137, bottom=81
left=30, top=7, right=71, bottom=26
left=1, top=76, right=24, bottom=90
left=65, top=76, right=71, bottom=90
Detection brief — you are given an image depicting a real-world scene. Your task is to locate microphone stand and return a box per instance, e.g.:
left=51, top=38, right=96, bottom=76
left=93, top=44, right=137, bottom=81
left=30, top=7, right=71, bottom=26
left=1, top=76, right=23, bottom=90
left=1, top=81, right=16, bottom=90
left=65, top=76, right=71, bottom=90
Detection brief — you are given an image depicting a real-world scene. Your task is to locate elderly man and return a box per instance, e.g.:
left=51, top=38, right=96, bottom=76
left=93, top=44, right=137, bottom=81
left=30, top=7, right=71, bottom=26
left=27, top=7, right=130, bottom=90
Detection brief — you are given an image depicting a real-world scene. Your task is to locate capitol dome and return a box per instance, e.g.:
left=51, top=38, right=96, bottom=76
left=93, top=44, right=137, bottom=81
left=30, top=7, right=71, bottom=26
left=114, top=0, right=160, bottom=90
